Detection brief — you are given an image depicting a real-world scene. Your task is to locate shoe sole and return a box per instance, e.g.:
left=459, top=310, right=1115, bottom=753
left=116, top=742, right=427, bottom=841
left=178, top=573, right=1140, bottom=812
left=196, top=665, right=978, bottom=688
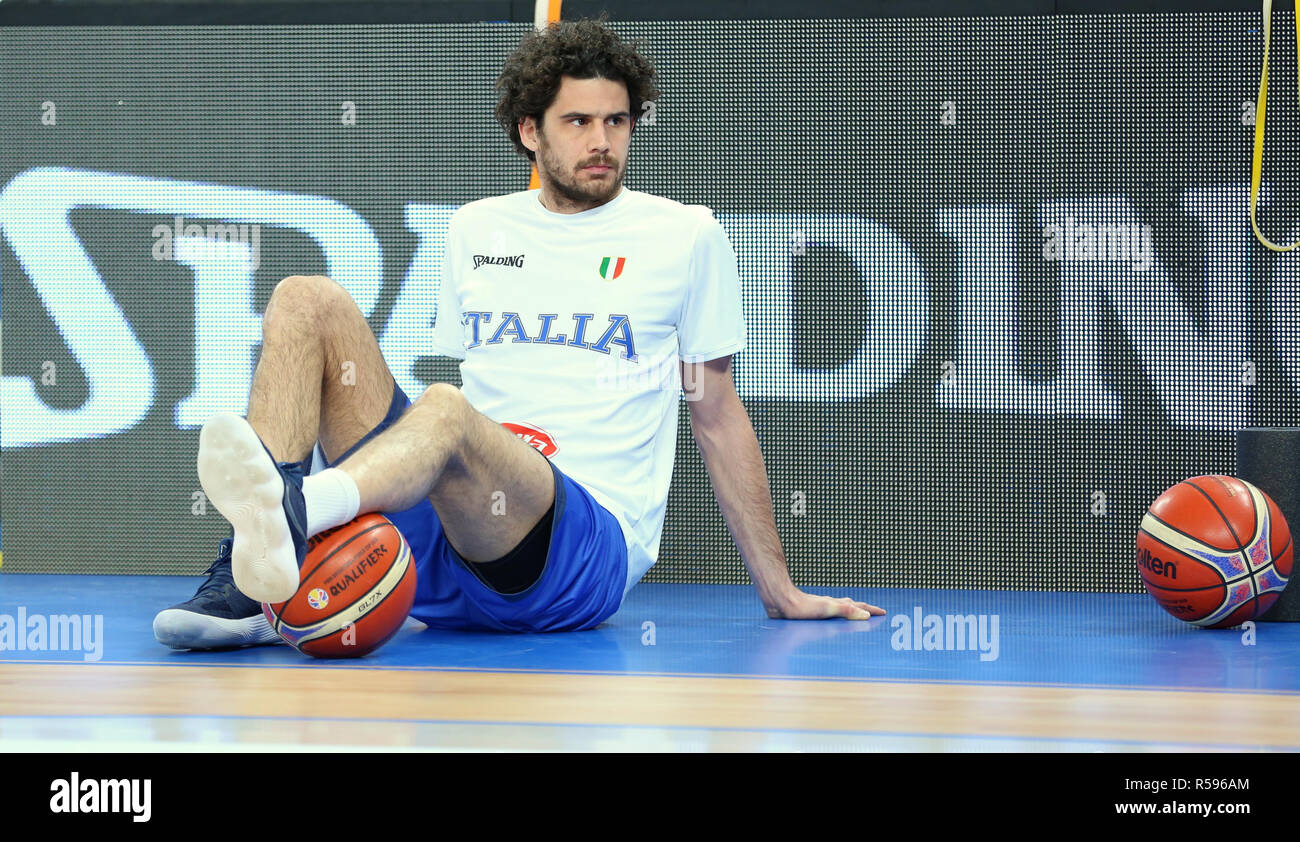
left=153, top=607, right=283, bottom=650
left=197, top=413, right=301, bottom=603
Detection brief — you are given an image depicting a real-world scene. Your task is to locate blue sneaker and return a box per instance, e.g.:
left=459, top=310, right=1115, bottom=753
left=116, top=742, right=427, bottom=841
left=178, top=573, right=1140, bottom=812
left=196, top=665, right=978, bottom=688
left=196, top=412, right=308, bottom=603
left=152, top=538, right=283, bottom=649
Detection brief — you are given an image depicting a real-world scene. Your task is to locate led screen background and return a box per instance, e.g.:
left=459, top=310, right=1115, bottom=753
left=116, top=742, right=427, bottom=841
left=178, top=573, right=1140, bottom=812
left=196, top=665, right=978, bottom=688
left=2, top=15, right=1298, bottom=593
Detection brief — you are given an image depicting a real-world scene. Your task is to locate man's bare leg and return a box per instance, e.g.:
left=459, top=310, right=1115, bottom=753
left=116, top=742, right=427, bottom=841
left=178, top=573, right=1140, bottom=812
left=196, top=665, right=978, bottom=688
left=337, top=384, right=555, bottom=564
left=244, top=274, right=397, bottom=464
left=197, top=274, right=401, bottom=601
left=200, top=378, right=554, bottom=601
left=248, top=277, right=555, bottom=560
left=199, top=272, right=552, bottom=597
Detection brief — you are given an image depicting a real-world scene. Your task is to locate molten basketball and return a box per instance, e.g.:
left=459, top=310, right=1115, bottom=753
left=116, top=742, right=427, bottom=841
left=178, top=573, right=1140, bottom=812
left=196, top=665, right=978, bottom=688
left=1136, top=475, right=1292, bottom=628
left=262, top=513, right=417, bottom=658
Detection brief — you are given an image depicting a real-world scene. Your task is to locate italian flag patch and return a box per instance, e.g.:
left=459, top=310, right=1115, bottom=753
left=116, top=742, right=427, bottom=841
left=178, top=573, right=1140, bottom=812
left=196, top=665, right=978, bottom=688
left=599, top=256, right=626, bottom=280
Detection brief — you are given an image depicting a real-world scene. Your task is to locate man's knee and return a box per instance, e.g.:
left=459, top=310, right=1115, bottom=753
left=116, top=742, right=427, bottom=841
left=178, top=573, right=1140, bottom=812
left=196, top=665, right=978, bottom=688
left=266, top=275, right=354, bottom=325
left=414, top=382, right=467, bottom=415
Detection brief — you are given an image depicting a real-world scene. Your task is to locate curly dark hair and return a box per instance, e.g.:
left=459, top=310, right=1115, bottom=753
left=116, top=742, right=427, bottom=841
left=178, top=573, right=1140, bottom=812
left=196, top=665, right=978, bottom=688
left=495, top=15, right=659, bottom=162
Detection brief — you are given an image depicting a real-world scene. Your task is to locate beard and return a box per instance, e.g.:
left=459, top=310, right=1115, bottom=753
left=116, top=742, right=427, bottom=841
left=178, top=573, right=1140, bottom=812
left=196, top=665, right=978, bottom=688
left=535, top=134, right=624, bottom=208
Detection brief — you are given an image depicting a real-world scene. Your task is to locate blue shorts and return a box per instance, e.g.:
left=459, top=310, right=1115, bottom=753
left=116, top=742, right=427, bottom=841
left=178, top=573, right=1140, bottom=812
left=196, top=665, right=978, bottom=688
left=319, top=385, right=628, bottom=633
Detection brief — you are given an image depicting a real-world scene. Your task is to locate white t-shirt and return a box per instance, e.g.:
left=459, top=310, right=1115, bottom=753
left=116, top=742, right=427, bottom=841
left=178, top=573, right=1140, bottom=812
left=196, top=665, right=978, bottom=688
left=428, top=186, right=746, bottom=597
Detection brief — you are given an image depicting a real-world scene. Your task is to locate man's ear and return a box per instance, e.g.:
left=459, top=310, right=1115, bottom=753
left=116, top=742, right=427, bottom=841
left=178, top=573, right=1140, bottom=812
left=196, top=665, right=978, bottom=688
left=520, top=114, right=541, bottom=153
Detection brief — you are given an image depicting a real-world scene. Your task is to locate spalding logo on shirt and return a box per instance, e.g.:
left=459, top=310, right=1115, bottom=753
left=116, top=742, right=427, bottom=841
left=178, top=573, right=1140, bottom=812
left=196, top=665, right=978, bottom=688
left=472, top=254, right=525, bottom=270
left=501, top=421, right=559, bottom=457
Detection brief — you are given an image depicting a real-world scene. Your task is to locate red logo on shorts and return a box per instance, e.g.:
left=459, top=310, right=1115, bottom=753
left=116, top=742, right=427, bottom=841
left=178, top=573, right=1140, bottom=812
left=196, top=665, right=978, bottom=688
left=501, top=422, right=559, bottom=457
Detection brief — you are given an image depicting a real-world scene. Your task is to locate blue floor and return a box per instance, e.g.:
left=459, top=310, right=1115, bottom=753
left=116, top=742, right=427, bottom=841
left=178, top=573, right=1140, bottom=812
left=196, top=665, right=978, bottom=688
left=1, top=574, right=1297, bottom=693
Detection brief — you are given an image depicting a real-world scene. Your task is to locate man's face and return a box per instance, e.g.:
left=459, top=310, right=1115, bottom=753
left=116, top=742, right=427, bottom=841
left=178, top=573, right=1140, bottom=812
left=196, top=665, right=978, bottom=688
left=521, top=75, right=632, bottom=210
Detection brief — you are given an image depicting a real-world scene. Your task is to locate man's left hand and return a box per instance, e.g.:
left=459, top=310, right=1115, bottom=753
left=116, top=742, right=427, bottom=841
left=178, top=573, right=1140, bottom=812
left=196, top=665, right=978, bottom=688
left=766, top=589, right=886, bottom=620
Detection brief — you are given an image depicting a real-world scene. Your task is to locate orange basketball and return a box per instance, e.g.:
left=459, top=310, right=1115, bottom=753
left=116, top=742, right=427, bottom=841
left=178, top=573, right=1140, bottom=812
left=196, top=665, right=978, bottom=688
left=1136, top=475, right=1292, bottom=628
left=262, top=513, right=417, bottom=658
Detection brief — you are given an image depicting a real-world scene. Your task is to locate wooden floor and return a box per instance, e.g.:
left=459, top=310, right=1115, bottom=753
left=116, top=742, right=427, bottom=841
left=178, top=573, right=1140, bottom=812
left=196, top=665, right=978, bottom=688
left=1, top=663, right=1295, bottom=751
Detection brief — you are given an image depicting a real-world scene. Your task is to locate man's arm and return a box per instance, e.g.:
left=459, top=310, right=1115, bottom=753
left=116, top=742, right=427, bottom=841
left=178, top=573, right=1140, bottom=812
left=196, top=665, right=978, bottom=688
left=683, top=356, right=884, bottom=620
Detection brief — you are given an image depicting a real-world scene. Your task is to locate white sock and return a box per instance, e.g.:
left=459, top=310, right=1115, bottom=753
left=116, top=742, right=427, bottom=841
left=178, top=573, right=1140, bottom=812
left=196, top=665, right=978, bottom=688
left=302, top=468, right=361, bottom=537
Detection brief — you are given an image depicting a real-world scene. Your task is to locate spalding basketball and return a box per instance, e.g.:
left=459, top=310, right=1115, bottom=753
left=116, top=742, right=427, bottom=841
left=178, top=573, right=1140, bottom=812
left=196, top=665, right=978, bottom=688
left=1136, top=475, right=1292, bottom=628
left=262, top=513, right=417, bottom=658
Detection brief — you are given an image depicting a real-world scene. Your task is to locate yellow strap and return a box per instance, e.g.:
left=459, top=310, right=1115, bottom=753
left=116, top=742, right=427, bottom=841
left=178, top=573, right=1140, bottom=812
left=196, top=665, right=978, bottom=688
left=1250, top=0, right=1300, bottom=250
